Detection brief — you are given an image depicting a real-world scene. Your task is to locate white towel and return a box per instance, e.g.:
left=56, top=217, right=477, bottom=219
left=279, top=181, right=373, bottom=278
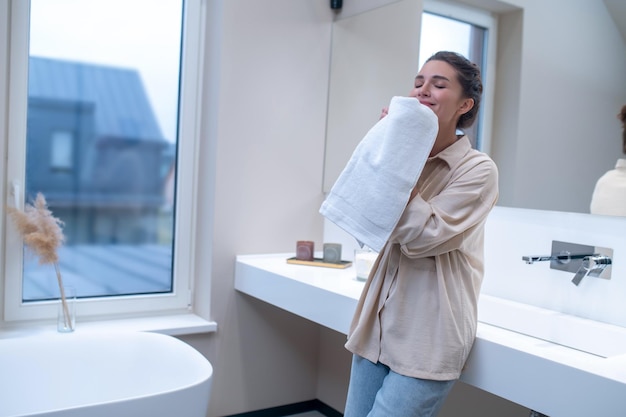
left=319, top=96, right=438, bottom=252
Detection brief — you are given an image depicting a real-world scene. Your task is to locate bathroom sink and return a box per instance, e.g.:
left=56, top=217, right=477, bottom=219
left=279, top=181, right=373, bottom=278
left=478, top=294, right=626, bottom=358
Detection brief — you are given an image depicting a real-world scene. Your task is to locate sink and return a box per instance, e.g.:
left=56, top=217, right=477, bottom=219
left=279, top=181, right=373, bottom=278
left=478, top=294, right=626, bottom=358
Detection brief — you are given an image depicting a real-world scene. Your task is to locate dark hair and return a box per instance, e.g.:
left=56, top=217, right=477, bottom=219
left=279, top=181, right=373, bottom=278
left=425, top=51, right=483, bottom=129
left=617, top=104, right=626, bottom=154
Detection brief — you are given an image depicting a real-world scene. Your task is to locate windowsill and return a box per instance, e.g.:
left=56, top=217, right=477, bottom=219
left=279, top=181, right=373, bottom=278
left=0, top=313, right=217, bottom=340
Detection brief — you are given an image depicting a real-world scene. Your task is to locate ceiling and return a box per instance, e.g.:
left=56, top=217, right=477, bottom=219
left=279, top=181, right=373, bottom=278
left=457, top=0, right=626, bottom=43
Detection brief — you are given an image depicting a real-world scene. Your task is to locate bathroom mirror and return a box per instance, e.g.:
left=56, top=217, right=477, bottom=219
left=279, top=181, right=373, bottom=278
left=324, top=0, right=422, bottom=193
left=323, top=0, right=626, bottom=215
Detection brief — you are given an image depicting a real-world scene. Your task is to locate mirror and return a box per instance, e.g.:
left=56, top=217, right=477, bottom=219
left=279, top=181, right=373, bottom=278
left=324, top=0, right=626, bottom=215
left=324, top=0, right=421, bottom=191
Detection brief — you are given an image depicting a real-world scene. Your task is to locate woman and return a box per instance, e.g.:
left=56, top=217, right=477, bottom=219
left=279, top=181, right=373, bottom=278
left=344, top=51, right=499, bottom=417
left=590, top=104, right=626, bottom=216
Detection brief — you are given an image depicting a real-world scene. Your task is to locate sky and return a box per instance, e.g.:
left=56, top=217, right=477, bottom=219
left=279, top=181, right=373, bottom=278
left=29, top=0, right=183, bottom=143
left=419, top=12, right=472, bottom=68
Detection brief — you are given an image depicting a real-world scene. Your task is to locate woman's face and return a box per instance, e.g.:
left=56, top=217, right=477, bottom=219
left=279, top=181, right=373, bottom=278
left=409, top=60, right=473, bottom=132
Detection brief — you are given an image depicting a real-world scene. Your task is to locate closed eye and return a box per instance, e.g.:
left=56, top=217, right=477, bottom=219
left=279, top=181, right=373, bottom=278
left=414, top=75, right=450, bottom=89
left=414, top=83, right=446, bottom=89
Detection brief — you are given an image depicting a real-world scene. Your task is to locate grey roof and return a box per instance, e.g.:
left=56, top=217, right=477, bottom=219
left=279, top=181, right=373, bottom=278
left=23, top=244, right=172, bottom=300
left=28, top=56, right=166, bottom=142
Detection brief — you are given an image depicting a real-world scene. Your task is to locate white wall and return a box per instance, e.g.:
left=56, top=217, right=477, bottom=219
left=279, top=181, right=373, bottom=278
left=483, top=206, right=626, bottom=327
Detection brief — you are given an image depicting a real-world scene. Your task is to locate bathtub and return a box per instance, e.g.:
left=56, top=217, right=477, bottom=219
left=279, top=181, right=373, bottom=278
left=0, top=331, right=213, bottom=417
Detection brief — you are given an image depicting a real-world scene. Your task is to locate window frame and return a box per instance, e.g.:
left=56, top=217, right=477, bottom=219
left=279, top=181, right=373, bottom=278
left=422, top=0, right=498, bottom=155
left=0, top=0, right=207, bottom=323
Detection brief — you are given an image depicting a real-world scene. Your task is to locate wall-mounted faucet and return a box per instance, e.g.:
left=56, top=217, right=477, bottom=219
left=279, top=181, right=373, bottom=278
left=522, top=253, right=592, bottom=264
left=571, top=255, right=612, bottom=286
left=522, top=240, right=613, bottom=286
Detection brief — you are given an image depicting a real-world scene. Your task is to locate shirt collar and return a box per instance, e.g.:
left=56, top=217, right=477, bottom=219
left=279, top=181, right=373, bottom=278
left=428, top=136, right=472, bottom=167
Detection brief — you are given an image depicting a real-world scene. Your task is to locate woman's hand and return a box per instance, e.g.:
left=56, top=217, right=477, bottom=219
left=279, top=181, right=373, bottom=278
left=380, top=107, right=389, bottom=120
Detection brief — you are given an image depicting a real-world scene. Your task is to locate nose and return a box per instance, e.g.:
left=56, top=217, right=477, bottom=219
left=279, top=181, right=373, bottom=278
left=418, top=83, right=431, bottom=97
left=410, top=85, right=428, bottom=99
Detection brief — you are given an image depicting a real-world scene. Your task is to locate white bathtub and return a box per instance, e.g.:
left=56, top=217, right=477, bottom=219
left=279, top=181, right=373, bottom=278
left=0, top=331, right=213, bottom=417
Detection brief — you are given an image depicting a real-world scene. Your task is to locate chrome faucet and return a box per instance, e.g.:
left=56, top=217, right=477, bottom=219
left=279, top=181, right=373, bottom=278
left=571, top=255, right=612, bottom=286
left=522, top=241, right=613, bottom=286
left=522, top=253, right=592, bottom=264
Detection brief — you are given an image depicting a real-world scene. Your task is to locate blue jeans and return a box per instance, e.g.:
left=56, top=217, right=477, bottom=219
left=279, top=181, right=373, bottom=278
left=344, top=355, right=456, bottom=417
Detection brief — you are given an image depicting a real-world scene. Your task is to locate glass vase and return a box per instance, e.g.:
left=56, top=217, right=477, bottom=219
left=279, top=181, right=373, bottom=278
left=57, top=286, right=76, bottom=333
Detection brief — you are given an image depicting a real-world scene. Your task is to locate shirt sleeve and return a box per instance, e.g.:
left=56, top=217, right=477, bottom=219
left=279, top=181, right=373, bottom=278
left=389, top=157, right=498, bottom=258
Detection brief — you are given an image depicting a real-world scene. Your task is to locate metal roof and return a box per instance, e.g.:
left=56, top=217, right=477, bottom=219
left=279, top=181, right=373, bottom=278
left=23, top=244, right=172, bottom=300
left=28, top=56, right=166, bottom=142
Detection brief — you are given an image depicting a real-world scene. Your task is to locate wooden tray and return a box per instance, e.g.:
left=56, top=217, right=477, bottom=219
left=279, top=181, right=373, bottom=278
left=286, top=257, right=352, bottom=269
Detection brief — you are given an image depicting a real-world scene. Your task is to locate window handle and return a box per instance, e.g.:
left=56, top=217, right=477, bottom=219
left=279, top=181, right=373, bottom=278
left=10, top=180, right=21, bottom=209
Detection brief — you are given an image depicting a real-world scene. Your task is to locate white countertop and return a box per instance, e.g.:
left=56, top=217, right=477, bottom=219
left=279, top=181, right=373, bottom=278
left=235, top=253, right=626, bottom=417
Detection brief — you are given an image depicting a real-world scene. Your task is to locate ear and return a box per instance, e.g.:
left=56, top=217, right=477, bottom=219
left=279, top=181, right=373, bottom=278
left=457, top=98, right=474, bottom=116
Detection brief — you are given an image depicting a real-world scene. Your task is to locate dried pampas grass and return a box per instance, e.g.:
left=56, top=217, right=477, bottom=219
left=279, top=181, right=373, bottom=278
left=7, top=193, right=73, bottom=330
left=7, top=193, right=64, bottom=264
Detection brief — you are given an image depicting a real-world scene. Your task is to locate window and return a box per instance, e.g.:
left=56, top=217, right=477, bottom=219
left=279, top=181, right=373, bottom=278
left=2, top=0, right=207, bottom=322
left=50, top=130, right=74, bottom=170
left=419, top=0, right=497, bottom=153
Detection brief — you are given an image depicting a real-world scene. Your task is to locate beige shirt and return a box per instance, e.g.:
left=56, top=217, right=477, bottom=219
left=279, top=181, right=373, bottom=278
left=345, top=136, right=499, bottom=381
left=590, top=158, right=626, bottom=216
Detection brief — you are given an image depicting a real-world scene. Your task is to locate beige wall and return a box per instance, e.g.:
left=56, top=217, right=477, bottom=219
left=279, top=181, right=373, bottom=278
left=186, top=1, right=332, bottom=415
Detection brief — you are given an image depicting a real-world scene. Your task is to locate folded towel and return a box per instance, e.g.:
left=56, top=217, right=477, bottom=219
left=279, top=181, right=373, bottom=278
left=319, top=96, right=438, bottom=252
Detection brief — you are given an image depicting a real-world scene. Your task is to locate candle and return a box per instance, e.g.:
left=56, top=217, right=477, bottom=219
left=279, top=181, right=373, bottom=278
left=323, top=243, right=342, bottom=263
left=296, top=240, right=315, bottom=261
left=354, top=247, right=378, bottom=281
